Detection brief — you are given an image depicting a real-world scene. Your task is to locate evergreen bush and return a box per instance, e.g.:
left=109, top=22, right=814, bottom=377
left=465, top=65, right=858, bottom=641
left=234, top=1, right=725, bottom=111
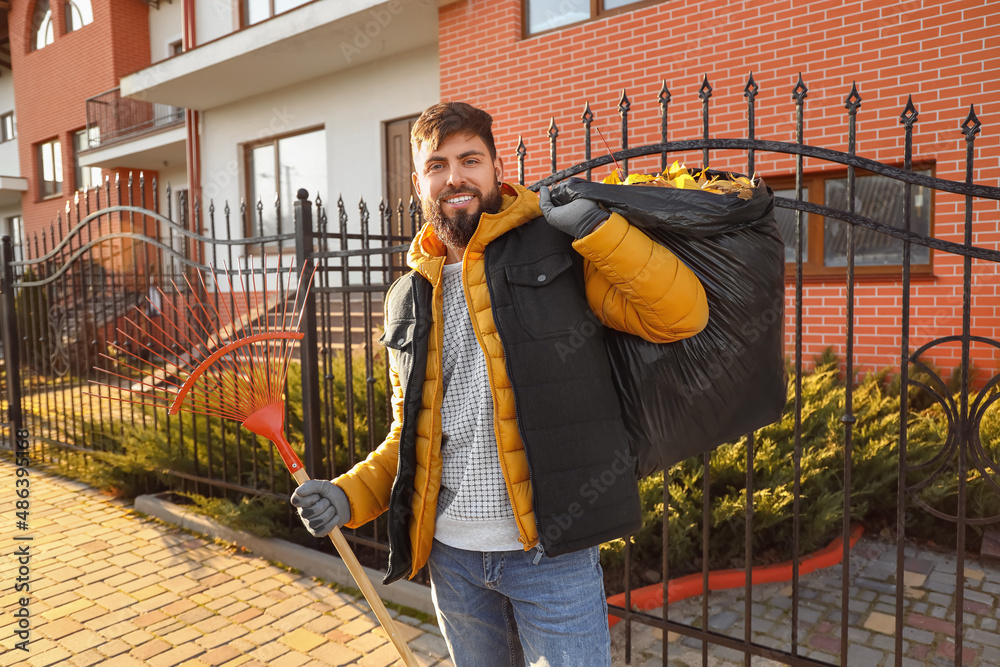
left=601, top=349, right=1000, bottom=587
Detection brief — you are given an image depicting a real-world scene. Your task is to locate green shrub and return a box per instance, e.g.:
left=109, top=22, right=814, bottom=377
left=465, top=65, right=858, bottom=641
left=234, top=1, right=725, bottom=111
left=176, top=492, right=291, bottom=539
left=320, top=348, right=391, bottom=475
left=52, top=420, right=174, bottom=498
left=601, top=349, right=1000, bottom=584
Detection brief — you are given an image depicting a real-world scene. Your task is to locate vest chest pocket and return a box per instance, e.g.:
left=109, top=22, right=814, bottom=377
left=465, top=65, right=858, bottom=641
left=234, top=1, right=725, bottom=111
left=504, top=253, right=587, bottom=340
left=379, top=319, right=415, bottom=380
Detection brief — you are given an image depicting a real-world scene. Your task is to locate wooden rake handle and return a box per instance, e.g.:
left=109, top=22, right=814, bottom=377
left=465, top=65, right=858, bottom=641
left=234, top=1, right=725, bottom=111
left=288, top=468, right=419, bottom=667
left=242, top=404, right=418, bottom=665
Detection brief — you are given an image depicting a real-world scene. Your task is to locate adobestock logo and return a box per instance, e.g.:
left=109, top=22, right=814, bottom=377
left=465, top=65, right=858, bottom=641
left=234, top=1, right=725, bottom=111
left=340, top=1, right=405, bottom=64
left=542, top=448, right=633, bottom=544
left=677, top=295, right=784, bottom=405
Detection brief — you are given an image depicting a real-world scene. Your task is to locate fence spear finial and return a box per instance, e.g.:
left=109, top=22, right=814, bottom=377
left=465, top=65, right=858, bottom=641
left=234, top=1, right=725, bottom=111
left=900, top=95, right=918, bottom=128
left=961, top=104, right=981, bottom=139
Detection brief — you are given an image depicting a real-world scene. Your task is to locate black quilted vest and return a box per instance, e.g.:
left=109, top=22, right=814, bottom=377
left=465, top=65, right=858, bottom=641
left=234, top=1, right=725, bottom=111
left=380, top=218, right=641, bottom=584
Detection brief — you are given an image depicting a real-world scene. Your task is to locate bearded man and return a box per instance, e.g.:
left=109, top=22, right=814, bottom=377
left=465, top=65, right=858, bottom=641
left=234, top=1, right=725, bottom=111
left=291, top=102, right=708, bottom=666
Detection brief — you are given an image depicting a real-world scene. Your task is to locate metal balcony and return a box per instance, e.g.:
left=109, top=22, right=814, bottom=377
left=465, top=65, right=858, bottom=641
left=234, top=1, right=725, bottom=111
left=84, top=86, right=184, bottom=149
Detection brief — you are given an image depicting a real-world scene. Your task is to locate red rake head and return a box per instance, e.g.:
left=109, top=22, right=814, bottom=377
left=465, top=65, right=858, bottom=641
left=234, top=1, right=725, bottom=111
left=89, top=256, right=315, bottom=473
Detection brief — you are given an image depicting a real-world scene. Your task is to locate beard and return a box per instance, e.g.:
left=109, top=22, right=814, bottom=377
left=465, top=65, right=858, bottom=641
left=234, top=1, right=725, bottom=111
left=423, top=183, right=504, bottom=251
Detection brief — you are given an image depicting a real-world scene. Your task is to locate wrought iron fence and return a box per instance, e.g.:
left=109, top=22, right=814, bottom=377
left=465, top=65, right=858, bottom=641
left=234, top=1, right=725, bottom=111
left=515, top=75, right=1000, bottom=667
left=1, top=74, right=1000, bottom=667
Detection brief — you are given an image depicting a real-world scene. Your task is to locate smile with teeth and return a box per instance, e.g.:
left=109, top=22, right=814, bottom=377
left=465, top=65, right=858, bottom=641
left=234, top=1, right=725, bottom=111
left=444, top=195, right=475, bottom=207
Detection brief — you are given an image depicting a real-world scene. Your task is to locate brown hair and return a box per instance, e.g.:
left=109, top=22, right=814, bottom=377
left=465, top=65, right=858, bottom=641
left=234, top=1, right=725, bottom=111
left=411, top=102, right=497, bottom=161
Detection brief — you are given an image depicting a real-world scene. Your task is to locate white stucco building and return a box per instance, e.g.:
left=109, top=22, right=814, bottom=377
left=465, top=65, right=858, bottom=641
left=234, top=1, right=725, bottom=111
left=0, top=65, right=26, bottom=260
left=80, top=0, right=442, bottom=256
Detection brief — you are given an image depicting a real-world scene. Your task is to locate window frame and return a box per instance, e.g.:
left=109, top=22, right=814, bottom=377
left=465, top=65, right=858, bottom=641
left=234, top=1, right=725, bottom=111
left=4, top=216, right=25, bottom=263
left=73, top=128, right=103, bottom=193
left=242, top=125, right=326, bottom=245
left=64, top=0, right=94, bottom=34
left=31, top=0, right=55, bottom=51
left=37, top=137, right=63, bottom=200
left=767, top=164, right=935, bottom=280
left=522, top=0, right=661, bottom=38
left=0, top=112, right=15, bottom=143
left=239, top=0, right=313, bottom=28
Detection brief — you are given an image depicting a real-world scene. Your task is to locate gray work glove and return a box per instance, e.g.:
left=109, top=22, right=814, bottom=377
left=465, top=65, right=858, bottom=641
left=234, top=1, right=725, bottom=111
left=290, top=480, right=351, bottom=537
left=538, top=186, right=610, bottom=239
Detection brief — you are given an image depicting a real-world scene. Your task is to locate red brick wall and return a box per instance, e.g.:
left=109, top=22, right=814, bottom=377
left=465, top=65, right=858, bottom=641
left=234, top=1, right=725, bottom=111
left=440, top=0, right=1000, bottom=384
left=11, top=0, right=151, bottom=245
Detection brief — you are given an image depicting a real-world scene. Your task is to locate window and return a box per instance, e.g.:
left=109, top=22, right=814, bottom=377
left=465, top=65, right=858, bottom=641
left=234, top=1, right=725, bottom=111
left=32, top=0, right=55, bottom=51
left=38, top=138, right=63, bottom=198
left=770, top=168, right=932, bottom=275
left=74, top=129, right=103, bottom=192
left=243, top=0, right=310, bottom=26
left=525, top=0, right=650, bottom=35
left=65, top=0, right=94, bottom=32
left=245, top=128, right=327, bottom=240
left=169, top=40, right=183, bottom=56
left=3, top=216, right=25, bottom=263
left=0, top=112, right=14, bottom=143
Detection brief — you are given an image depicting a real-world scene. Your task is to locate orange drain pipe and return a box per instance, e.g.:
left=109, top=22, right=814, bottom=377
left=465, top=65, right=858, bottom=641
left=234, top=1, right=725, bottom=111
left=608, top=525, right=864, bottom=628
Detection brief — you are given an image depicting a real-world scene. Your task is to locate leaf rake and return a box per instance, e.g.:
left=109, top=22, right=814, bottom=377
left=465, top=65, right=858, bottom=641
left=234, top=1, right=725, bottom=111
left=91, top=257, right=418, bottom=666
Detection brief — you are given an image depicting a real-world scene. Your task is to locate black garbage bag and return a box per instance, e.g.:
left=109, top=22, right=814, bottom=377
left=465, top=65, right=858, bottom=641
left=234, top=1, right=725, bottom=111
left=550, top=174, right=787, bottom=477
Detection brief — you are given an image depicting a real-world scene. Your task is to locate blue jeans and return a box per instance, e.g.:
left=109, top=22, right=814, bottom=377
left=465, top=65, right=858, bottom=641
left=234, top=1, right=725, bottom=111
left=427, top=539, right=611, bottom=667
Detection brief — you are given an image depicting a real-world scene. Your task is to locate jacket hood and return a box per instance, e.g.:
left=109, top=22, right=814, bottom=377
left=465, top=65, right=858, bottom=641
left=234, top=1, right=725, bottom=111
left=407, top=183, right=542, bottom=283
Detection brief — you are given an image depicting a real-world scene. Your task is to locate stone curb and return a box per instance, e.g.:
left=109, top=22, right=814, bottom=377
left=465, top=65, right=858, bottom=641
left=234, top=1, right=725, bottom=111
left=133, top=492, right=437, bottom=617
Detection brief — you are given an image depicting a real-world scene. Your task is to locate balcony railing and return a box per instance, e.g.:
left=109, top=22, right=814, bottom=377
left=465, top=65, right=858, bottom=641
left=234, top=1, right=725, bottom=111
left=84, top=87, right=184, bottom=149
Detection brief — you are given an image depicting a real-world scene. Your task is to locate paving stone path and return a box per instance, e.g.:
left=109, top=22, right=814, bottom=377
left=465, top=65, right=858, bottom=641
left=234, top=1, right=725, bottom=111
left=0, top=461, right=452, bottom=667
left=614, top=532, right=1000, bottom=666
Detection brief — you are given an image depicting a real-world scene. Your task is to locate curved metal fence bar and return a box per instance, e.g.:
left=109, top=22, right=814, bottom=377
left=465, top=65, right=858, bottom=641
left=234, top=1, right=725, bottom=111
left=16, top=234, right=239, bottom=288
left=775, top=198, right=1000, bottom=261
left=17, top=233, right=308, bottom=288
left=528, top=138, right=1000, bottom=201
left=12, top=204, right=297, bottom=269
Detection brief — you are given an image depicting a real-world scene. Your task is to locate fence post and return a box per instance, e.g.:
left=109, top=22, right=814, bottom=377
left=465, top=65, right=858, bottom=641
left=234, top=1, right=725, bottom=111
left=1, top=236, right=24, bottom=448
left=294, top=190, right=324, bottom=478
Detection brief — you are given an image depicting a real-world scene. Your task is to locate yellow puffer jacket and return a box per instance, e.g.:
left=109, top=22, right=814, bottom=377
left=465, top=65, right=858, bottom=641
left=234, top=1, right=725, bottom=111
left=335, top=183, right=708, bottom=579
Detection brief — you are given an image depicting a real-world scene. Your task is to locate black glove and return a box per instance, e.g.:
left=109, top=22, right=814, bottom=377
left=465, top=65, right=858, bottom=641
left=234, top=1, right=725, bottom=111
left=538, top=186, right=609, bottom=239
left=290, top=480, right=351, bottom=537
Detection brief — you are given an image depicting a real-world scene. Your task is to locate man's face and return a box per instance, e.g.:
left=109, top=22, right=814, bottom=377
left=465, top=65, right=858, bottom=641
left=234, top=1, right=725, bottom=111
left=412, top=132, right=504, bottom=250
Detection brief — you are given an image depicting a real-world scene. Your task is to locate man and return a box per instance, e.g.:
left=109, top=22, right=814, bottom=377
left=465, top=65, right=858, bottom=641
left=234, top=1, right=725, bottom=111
left=291, top=102, right=708, bottom=666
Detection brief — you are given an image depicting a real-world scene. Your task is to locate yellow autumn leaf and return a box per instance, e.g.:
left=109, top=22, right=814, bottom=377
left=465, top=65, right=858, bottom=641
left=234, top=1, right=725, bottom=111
left=672, top=172, right=700, bottom=190
left=601, top=164, right=760, bottom=198
left=700, top=175, right=721, bottom=190
left=665, top=160, right=688, bottom=179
